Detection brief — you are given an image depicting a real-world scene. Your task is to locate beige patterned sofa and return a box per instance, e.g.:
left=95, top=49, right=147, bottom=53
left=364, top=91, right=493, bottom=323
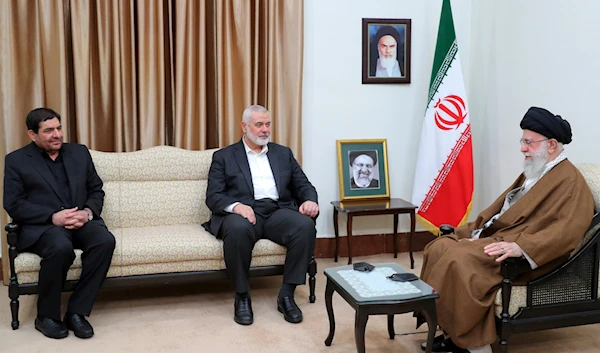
left=5, top=146, right=317, bottom=329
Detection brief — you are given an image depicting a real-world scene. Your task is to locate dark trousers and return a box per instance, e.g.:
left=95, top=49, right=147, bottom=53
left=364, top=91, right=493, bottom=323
left=25, top=221, right=116, bottom=321
left=219, top=200, right=316, bottom=294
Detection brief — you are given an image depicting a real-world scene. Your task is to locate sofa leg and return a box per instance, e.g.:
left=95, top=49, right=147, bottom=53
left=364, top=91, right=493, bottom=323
left=308, top=256, right=317, bottom=303
left=10, top=299, right=19, bottom=330
left=9, top=281, right=19, bottom=330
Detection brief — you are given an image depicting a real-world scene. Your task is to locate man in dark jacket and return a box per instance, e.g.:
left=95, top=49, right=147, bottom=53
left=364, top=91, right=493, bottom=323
left=4, top=108, right=115, bottom=339
left=204, top=105, right=318, bottom=326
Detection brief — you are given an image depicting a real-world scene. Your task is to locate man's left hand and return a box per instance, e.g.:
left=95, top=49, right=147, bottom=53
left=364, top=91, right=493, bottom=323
left=483, top=241, right=523, bottom=262
left=299, top=201, right=319, bottom=218
left=64, top=210, right=89, bottom=230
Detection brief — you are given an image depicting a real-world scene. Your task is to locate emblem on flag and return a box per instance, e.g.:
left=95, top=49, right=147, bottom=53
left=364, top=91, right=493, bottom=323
left=434, top=95, right=467, bottom=130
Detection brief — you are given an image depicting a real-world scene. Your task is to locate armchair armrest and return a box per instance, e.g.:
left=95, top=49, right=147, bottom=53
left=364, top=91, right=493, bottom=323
left=439, top=224, right=455, bottom=235
left=501, top=256, right=532, bottom=281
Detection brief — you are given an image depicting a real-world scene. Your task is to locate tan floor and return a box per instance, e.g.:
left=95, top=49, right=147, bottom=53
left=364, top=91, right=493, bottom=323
left=1, top=252, right=598, bottom=353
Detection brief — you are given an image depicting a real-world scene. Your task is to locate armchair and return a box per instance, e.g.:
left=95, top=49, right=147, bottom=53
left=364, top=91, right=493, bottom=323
left=435, top=163, right=600, bottom=353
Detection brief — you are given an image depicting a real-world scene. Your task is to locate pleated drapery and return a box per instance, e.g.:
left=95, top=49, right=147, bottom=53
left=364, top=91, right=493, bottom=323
left=0, top=0, right=304, bottom=283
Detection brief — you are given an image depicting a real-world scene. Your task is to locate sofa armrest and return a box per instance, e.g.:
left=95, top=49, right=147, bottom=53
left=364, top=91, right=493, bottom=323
left=5, top=223, right=19, bottom=247
left=5, top=223, right=20, bottom=283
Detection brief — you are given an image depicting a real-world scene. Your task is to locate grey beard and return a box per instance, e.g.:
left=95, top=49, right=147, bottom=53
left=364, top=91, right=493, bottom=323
left=354, top=173, right=372, bottom=187
left=523, top=153, right=547, bottom=179
left=246, top=132, right=269, bottom=146
left=379, top=56, right=396, bottom=69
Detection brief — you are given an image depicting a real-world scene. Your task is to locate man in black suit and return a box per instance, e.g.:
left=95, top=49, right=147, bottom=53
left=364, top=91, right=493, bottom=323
left=3, top=108, right=115, bottom=339
left=204, top=105, right=318, bottom=326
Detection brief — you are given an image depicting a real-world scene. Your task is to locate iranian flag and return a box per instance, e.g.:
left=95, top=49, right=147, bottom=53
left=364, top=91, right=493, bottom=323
left=411, top=0, right=473, bottom=233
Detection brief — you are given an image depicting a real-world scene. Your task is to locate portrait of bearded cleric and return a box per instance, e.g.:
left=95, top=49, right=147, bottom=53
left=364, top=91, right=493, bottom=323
left=348, top=150, right=380, bottom=190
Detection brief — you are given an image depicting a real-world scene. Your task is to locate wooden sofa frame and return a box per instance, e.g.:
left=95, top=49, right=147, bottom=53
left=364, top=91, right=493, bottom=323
left=5, top=223, right=317, bottom=330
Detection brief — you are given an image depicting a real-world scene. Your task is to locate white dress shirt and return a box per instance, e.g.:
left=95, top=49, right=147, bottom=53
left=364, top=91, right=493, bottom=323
left=224, top=137, right=279, bottom=213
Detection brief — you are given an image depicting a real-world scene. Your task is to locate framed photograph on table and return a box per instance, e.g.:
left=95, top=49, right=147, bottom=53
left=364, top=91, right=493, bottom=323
left=362, top=18, right=411, bottom=84
left=336, top=139, right=390, bottom=201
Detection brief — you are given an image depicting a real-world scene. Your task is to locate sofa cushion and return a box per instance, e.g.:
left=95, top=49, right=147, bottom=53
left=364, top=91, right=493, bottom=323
left=90, top=147, right=216, bottom=229
left=116, top=224, right=286, bottom=265
left=101, top=180, right=210, bottom=229
left=13, top=224, right=288, bottom=284
left=494, top=286, right=527, bottom=317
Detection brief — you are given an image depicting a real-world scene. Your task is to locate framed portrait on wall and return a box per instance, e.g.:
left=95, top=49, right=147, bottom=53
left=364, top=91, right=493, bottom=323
left=362, top=18, right=412, bottom=84
left=336, top=139, right=390, bottom=201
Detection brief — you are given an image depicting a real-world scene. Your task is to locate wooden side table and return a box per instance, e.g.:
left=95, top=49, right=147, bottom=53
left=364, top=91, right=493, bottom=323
left=331, top=198, right=418, bottom=269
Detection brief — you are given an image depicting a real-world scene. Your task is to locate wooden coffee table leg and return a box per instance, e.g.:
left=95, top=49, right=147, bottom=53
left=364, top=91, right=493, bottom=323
left=387, top=314, right=395, bottom=339
left=393, top=214, right=399, bottom=258
left=410, top=210, right=416, bottom=269
left=333, top=208, right=339, bottom=262
left=354, top=308, right=369, bottom=353
left=324, top=279, right=336, bottom=346
left=421, top=300, right=438, bottom=353
left=347, top=214, right=354, bottom=265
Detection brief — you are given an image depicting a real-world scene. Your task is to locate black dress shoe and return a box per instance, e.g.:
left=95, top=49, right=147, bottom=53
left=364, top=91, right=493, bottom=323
left=35, top=317, right=68, bottom=339
left=277, top=296, right=303, bottom=323
left=421, top=334, right=465, bottom=352
left=64, top=313, right=94, bottom=338
left=234, top=297, right=254, bottom=325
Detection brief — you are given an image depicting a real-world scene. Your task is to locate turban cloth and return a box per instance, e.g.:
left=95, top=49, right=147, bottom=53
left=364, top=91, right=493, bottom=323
left=520, top=107, right=572, bottom=144
left=349, top=150, right=377, bottom=166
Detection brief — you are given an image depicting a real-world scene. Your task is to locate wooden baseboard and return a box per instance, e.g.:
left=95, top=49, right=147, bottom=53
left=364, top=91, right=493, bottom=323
left=314, top=231, right=435, bottom=258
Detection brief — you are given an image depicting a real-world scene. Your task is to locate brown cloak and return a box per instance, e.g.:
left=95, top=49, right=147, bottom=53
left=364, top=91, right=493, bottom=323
left=420, top=159, right=594, bottom=348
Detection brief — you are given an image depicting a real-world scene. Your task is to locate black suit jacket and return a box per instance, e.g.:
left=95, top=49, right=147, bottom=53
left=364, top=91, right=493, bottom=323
left=204, top=140, right=318, bottom=236
left=3, top=142, right=105, bottom=250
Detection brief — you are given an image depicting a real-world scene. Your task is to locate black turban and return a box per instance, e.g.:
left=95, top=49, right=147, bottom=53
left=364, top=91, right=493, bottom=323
left=520, top=107, right=572, bottom=144
left=349, top=150, right=377, bottom=166
left=374, top=26, right=401, bottom=47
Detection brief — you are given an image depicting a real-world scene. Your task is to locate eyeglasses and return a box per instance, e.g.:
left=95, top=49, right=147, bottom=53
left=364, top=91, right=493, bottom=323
left=519, top=138, right=549, bottom=146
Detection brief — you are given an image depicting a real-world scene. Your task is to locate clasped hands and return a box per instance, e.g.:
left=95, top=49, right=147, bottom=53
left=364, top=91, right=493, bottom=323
left=233, top=201, right=319, bottom=225
left=52, top=207, right=90, bottom=229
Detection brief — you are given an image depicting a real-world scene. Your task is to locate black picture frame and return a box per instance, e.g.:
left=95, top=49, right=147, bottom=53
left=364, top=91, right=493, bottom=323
left=362, top=18, right=412, bottom=84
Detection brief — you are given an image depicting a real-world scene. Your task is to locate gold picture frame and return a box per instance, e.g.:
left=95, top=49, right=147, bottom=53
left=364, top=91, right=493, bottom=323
left=336, top=139, right=390, bottom=201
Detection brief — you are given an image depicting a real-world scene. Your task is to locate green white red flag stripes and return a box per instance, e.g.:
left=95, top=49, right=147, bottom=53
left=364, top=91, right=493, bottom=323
left=411, top=0, right=473, bottom=233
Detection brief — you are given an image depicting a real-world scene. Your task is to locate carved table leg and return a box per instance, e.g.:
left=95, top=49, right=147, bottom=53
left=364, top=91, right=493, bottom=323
left=410, top=210, right=416, bottom=269
left=347, top=214, right=353, bottom=265
left=421, top=300, right=438, bottom=353
left=387, top=314, right=395, bottom=339
left=333, top=208, right=339, bottom=262
left=354, top=307, right=369, bottom=353
left=393, top=213, right=399, bottom=258
left=324, top=279, right=336, bottom=346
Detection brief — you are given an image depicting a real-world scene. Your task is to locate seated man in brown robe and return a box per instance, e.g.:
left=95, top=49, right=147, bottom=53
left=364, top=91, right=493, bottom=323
left=419, top=107, right=595, bottom=353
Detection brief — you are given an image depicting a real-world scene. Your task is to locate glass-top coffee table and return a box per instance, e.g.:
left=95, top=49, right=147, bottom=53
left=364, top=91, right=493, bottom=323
left=324, top=262, right=438, bottom=353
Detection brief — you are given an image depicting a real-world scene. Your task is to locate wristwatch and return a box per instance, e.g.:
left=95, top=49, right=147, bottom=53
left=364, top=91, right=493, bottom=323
left=85, top=209, right=93, bottom=221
